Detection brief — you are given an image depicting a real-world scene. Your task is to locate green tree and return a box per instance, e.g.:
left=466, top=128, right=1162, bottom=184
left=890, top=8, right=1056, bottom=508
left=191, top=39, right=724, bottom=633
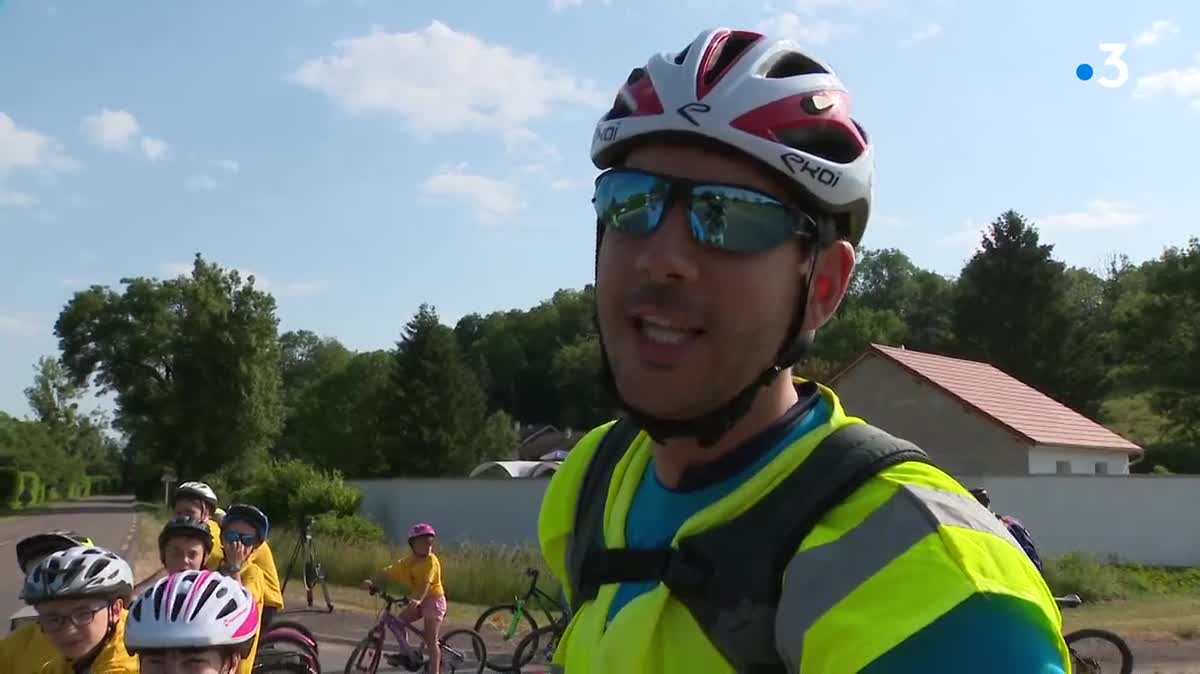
left=551, top=334, right=612, bottom=430
left=54, top=254, right=285, bottom=487
left=1116, top=238, right=1200, bottom=446
left=23, top=356, right=120, bottom=484
left=381, top=305, right=488, bottom=476
left=949, top=210, right=1109, bottom=415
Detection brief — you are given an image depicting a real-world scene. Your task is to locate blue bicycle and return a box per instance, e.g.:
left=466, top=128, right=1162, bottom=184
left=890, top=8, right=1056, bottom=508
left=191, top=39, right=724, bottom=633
left=345, top=584, right=487, bottom=674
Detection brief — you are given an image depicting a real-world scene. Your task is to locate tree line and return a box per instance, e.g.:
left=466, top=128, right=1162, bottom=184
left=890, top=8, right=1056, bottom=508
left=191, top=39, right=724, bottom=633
left=2, top=209, right=1196, bottom=496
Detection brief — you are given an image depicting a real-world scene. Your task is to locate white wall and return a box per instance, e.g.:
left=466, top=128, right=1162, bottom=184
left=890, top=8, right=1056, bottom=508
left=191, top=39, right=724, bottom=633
left=1028, top=445, right=1131, bottom=475
left=960, top=474, right=1200, bottom=566
left=350, top=474, right=1200, bottom=566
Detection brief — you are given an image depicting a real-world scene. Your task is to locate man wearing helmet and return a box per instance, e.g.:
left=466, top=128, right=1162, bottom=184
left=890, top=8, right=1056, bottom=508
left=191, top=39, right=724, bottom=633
left=21, top=545, right=138, bottom=672
left=172, top=481, right=284, bottom=619
left=538, top=28, right=1068, bottom=673
left=125, top=570, right=260, bottom=674
left=1, top=531, right=94, bottom=673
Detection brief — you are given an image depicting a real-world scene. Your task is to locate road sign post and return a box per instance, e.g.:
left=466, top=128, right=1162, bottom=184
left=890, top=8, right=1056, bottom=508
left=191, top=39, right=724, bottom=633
left=161, top=471, right=176, bottom=507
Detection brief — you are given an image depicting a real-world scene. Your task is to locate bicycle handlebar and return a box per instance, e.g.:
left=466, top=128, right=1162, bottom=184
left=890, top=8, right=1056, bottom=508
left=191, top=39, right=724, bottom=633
left=1054, top=594, right=1083, bottom=609
left=365, top=583, right=411, bottom=607
left=523, top=567, right=540, bottom=598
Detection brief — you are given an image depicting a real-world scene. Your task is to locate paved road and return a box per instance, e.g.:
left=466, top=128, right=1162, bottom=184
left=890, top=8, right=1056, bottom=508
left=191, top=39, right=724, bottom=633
left=0, top=496, right=140, bottom=626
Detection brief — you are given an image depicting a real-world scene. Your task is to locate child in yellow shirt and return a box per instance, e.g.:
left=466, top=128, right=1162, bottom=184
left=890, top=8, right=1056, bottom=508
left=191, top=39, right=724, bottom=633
left=220, top=504, right=271, bottom=674
left=363, top=522, right=447, bottom=674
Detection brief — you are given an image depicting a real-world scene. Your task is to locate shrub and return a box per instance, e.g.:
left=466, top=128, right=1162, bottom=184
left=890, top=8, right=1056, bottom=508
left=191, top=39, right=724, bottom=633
left=0, top=468, right=19, bottom=509
left=19, top=471, right=41, bottom=507
left=311, top=513, right=385, bottom=544
left=237, top=458, right=362, bottom=527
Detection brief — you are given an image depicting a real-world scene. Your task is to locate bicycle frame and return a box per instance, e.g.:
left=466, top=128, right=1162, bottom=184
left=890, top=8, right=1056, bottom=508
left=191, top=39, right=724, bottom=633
left=505, top=571, right=563, bottom=640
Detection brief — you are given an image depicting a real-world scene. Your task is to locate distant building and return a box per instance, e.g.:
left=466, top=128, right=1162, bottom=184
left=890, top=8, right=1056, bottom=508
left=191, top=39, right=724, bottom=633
left=469, top=424, right=580, bottom=479
left=831, top=344, right=1143, bottom=476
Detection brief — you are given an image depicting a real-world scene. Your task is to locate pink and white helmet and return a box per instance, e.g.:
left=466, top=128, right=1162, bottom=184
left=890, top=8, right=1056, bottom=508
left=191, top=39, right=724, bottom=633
left=124, top=570, right=259, bottom=655
left=407, top=522, right=436, bottom=541
left=591, top=27, right=874, bottom=246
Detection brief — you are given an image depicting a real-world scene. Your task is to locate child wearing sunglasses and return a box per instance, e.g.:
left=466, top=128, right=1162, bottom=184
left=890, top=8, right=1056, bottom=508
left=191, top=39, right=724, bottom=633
left=21, top=545, right=138, bottom=673
left=219, top=504, right=270, bottom=674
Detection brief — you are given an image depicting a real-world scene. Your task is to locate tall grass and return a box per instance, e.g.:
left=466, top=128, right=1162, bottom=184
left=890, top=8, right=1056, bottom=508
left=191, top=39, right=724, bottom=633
left=268, top=527, right=559, bottom=607
left=1046, top=553, right=1200, bottom=601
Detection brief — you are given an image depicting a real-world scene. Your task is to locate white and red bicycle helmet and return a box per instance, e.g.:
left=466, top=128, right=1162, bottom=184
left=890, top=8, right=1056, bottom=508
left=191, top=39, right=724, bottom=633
left=125, top=570, right=260, bottom=655
left=591, top=27, right=874, bottom=246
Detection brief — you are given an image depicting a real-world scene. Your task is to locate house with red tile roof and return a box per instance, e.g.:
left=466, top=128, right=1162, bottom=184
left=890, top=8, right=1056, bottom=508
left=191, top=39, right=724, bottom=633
left=829, top=344, right=1143, bottom=476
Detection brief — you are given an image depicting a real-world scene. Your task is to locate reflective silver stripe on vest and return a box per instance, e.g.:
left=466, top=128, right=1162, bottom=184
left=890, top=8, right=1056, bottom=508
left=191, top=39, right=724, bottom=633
left=774, top=484, right=1022, bottom=672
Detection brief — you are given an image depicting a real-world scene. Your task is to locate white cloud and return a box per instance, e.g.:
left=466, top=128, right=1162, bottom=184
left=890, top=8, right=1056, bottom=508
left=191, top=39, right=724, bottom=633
left=186, top=174, right=218, bottom=192
left=502, top=127, right=561, bottom=159
left=1132, top=19, right=1179, bottom=48
left=0, top=311, right=41, bottom=337
left=1039, top=200, right=1149, bottom=231
left=757, top=15, right=850, bottom=46
left=1133, top=60, right=1200, bottom=109
left=81, top=108, right=140, bottom=150
left=217, top=159, right=240, bottom=174
left=420, top=163, right=526, bottom=225
left=0, top=112, right=79, bottom=175
left=550, top=0, right=582, bottom=10
left=0, top=190, right=37, bottom=207
left=140, top=136, right=169, bottom=161
left=899, top=22, right=942, bottom=47
left=290, top=22, right=607, bottom=151
left=934, top=218, right=987, bottom=250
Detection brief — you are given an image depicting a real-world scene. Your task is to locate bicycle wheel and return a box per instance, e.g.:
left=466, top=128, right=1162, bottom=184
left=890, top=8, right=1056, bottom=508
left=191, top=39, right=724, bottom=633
left=1064, top=628, right=1134, bottom=674
left=473, top=604, right=538, bottom=671
left=438, top=628, right=487, bottom=674
left=344, top=634, right=383, bottom=674
left=512, top=624, right=562, bottom=671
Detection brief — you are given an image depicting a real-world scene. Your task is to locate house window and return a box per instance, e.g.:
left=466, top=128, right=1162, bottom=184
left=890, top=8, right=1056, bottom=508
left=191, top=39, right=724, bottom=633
left=1055, top=460, right=1071, bottom=475
left=1096, top=462, right=1109, bottom=475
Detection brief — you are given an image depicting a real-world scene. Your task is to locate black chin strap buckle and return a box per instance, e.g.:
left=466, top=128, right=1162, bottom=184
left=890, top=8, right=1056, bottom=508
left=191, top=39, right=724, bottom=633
left=662, top=540, right=714, bottom=599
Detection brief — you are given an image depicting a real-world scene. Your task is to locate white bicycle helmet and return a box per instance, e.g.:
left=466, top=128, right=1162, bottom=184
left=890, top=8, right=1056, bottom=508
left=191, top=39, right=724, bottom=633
left=125, top=570, right=260, bottom=655
left=21, top=546, right=134, bottom=604
left=175, top=481, right=219, bottom=509
left=591, top=27, right=874, bottom=246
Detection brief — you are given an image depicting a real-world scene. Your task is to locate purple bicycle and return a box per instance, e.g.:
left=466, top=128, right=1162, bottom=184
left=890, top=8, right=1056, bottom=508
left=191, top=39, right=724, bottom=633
left=345, top=584, right=487, bottom=674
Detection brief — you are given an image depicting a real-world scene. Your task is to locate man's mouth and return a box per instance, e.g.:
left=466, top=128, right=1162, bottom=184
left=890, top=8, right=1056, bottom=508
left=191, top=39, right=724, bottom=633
left=631, top=313, right=705, bottom=346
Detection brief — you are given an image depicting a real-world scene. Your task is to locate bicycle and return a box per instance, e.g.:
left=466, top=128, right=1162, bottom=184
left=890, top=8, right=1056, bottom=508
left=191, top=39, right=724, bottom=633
left=510, top=611, right=569, bottom=672
left=282, top=515, right=335, bottom=613
left=345, top=583, right=487, bottom=674
left=473, top=567, right=566, bottom=672
left=1056, top=594, right=1134, bottom=674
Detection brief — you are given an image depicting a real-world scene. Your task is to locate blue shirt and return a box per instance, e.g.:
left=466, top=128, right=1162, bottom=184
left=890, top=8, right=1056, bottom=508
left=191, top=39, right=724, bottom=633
left=611, top=393, right=1065, bottom=673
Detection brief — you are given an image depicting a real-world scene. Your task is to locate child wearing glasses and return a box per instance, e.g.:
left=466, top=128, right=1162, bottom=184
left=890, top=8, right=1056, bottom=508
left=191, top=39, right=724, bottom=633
left=21, top=545, right=138, bottom=673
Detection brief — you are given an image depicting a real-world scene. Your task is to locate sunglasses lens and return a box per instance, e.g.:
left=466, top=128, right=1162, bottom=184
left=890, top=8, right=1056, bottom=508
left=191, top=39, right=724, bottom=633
left=689, top=184, right=802, bottom=253
left=593, top=171, right=667, bottom=235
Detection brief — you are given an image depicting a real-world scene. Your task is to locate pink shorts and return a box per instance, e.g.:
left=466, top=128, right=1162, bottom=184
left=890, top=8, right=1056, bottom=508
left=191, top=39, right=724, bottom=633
left=416, top=594, right=447, bottom=623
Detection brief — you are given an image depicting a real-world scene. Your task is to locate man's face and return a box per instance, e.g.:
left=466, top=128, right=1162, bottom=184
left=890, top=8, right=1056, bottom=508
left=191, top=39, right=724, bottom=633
left=596, top=142, right=809, bottom=421
left=139, top=647, right=238, bottom=674
left=174, top=499, right=208, bottom=522
left=35, top=597, right=121, bottom=659
left=162, top=537, right=207, bottom=573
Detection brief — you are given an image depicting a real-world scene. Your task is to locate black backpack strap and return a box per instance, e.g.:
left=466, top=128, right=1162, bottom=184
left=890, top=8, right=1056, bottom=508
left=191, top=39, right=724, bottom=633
left=565, top=418, right=642, bottom=616
left=572, top=421, right=930, bottom=673
left=668, top=423, right=928, bottom=673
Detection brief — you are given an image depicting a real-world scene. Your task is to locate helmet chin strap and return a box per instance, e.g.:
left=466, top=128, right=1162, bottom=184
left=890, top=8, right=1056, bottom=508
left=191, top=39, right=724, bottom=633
left=596, top=254, right=818, bottom=449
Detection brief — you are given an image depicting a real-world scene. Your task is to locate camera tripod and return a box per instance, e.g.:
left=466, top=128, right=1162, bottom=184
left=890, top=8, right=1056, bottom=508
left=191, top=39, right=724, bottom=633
left=282, top=516, right=335, bottom=613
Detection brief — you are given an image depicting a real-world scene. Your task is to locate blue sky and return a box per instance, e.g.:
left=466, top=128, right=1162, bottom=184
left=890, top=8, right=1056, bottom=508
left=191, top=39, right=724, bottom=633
left=1, top=0, right=1197, bottom=418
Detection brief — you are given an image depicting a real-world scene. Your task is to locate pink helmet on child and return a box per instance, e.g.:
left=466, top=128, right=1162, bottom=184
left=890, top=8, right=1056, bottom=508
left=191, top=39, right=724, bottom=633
left=125, top=570, right=259, bottom=655
left=407, top=523, right=436, bottom=541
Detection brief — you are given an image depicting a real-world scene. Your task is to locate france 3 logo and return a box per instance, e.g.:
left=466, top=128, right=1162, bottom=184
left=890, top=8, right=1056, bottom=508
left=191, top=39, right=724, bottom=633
left=1076, top=44, right=1129, bottom=88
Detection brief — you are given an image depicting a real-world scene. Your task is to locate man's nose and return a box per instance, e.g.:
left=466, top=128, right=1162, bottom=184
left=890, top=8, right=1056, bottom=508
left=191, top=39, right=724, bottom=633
left=633, top=200, right=701, bottom=283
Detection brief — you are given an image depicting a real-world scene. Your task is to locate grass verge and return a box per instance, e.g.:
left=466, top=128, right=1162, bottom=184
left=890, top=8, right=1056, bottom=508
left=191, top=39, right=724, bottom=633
left=269, top=528, right=559, bottom=608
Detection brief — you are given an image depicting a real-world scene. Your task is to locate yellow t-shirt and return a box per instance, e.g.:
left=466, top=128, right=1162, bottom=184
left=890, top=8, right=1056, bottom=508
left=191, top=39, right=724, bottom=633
left=233, top=563, right=267, bottom=674
left=38, top=609, right=138, bottom=674
left=383, top=553, right=445, bottom=598
left=206, top=517, right=284, bottom=608
left=1, top=621, right=58, bottom=674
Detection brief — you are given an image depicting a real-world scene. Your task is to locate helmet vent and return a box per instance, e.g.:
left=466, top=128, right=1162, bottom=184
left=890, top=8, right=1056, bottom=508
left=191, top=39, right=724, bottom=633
left=776, top=123, right=863, bottom=164
left=702, top=32, right=761, bottom=87
left=761, top=51, right=828, bottom=78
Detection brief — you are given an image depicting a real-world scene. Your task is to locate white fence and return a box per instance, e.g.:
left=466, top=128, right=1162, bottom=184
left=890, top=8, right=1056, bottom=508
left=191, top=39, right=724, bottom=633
left=349, top=474, right=1200, bottom=567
